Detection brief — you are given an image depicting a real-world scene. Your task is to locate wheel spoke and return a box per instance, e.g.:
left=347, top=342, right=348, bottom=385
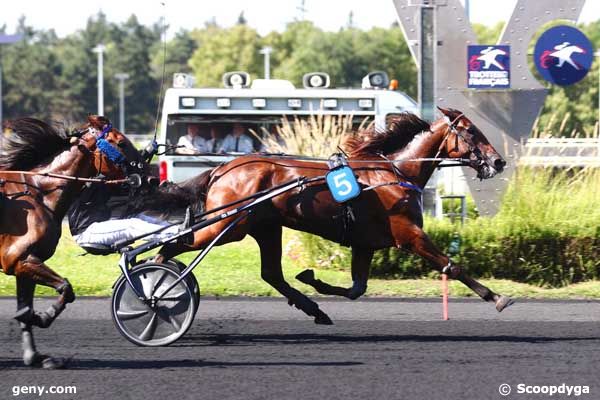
left=117, top=309, right=149, bottom=321
left=139, top=312, right=158, bottom=341
left=139, top=274, right=156, bottom=298
left=159, top=291, right=187, bottom=302
left=168, top=314, right=182, bottom=332
left=150, top=271, right=170, bottom=297
left=155, top=287, right=186, bottom=300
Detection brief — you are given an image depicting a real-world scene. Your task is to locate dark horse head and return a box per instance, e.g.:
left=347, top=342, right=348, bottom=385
left=72, top=115, right=148, bottom=178
left=436, top=107, right=506, bottom=179
left=1, top=115, right=144, bottom=179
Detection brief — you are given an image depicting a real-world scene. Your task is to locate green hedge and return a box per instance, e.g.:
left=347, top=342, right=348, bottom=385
left=295, top=168, right=600, bottom=288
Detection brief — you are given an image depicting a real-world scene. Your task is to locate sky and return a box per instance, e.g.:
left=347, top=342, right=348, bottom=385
left=1, top=0, right=599, bottom=39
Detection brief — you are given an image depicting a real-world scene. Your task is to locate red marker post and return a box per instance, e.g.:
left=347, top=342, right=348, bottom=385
left=442, top=273, right=449, bottom=320
left=444, top=233, right=461, bottom=321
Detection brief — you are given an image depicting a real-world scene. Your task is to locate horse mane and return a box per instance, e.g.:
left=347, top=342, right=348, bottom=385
left=344, top=112, right=430, bottom=157
left=0, top=118, right=69, bottom=170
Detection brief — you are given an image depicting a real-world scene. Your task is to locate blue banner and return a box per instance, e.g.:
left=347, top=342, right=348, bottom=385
left=467, top=45, right=510, bottom=89
left=534, top=25, right=594, bottom=86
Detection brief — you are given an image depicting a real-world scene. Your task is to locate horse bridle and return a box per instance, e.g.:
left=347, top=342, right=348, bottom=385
left=435, top=113, right=488, bottom=173
left=70, top=123, right=146, bottom=186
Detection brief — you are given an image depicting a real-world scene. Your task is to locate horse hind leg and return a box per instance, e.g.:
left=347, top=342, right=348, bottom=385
left=296, top=246, right=374, bottom=300
left=14, top=276, right=68, bottom=369
left=252, top=223, right=333, bottom=325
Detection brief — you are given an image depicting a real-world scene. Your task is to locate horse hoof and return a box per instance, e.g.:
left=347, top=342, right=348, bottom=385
left=14, top=306, right=33, bottom=324
left=495, top=296, right=515, bottom=312
left=41, top=356, right=69, bottom=369
left=296, top=269, right=315, bottom=284
left=57, top=279, right=75, bottom=304
left=314, top=310, right=334, bottom=325
left=24, top=352, right=68, bottom=369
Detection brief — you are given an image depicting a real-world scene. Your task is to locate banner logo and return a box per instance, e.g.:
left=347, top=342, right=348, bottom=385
left=534, top=25, right=594, bottom=86
left=467, top=45, right=510, bottom=89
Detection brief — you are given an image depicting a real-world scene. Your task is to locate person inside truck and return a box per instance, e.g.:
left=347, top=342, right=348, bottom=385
left=259, top=124, right=286, bottom=152
left=219, top=123, right=254, bottom=153
left=205, top=126, right=223, bottom=154
left=176, top=123, right=206, bottom=154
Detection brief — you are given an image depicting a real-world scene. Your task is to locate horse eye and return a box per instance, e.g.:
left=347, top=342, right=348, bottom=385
left=117, top=141, right=126, bottom=148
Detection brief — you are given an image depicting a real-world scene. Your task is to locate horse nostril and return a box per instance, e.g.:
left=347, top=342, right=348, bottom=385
left=494, top=158, right=506, bottom=170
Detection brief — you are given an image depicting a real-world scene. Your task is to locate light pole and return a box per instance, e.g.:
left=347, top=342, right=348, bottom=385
left=92, top=44, right=106, bottom=116
left=0, top=33, right=23, bottom=138
left=596, top=50, right=600, bottom=135
left=259, top=46, right=272, bottom=79
left=114, top=73, right=129, bottom=133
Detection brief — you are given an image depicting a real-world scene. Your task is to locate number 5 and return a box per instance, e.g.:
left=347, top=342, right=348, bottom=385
left=333, top=171, right=352, bottom=196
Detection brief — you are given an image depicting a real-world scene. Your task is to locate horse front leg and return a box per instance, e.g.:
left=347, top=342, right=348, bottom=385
left=406, top=228, right=514, bottom=312
left=296, top=246, right=374, bottom=300
left=13, top=255, right=74, bottom=368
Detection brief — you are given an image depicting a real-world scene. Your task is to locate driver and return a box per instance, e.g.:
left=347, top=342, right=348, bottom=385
left=68, top=139, right=194, bottom=254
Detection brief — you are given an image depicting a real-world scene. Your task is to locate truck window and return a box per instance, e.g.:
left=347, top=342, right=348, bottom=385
left=165, top=114, right=373, bottom=155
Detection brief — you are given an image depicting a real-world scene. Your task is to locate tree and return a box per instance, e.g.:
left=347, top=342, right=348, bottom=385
left=472, top=22, right=504, bottom=44
left=270, top=21, right=325, bottom=85
left=53, top=12, right=116, bottom=122
left=109, top=15, right=160, bottom=134
left=151, top=29, right=197, bottom=86
left=189, top=24, right=262, bottom=87
left=353, top=27, right=417, bottom=97
left=270, top=23, right=416, bottom=96
left=1, top=17, right=62, bottom=121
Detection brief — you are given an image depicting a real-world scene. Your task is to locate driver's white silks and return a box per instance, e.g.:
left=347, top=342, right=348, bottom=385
left=73, top=215, right=179, bottom=246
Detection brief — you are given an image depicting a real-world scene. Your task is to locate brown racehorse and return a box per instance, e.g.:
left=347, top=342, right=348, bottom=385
left=155, top=107, right=513, bottom=324
left=0, top=115, right=141, bottom=368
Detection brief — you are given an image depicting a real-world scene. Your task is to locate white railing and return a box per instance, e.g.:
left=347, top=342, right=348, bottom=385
left=520, top=138, right=600, bottom=167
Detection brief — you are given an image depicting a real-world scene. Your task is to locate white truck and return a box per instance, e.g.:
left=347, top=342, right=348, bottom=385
left=157, top=71, right=418, bottom=182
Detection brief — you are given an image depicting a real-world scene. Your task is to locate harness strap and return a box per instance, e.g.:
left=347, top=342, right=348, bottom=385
left=434, top=113, right=465, bottom=161
left=98, top=123, right=113, bottom=139
left=365, top=153, right=423, bottom=193
left=363, top=180, right=423, bottom=193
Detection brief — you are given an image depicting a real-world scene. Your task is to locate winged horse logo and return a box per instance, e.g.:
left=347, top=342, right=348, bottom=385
left=548, top=42, right=585, bottom=70
left=476, top=46, right=508, bottom=70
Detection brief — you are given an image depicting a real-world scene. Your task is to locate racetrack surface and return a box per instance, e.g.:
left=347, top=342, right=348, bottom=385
left=1, top=297, right=599, bottom=400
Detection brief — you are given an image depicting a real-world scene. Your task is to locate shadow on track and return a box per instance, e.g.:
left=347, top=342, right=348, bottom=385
left=0, top=359, right=363, bottom=370
left=175, top=333, right=599, bottom=347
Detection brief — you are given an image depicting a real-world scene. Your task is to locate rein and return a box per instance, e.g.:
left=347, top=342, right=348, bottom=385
left=0, top=170, right=131, bottom=185
left=180, top=151, right=471, bottom=166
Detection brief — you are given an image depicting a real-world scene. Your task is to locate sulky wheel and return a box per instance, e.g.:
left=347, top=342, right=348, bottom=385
left=111, top=262, right=196, bottom=346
